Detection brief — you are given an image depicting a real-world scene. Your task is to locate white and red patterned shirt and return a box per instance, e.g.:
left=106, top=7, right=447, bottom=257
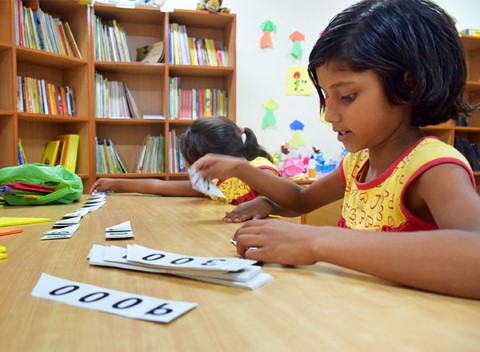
left=338, top=137, right=475, bottom=231
left=208, top=156, right=279, bottom=204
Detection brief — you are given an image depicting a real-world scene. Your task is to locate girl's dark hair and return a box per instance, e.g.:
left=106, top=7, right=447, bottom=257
left=180, top=116, right=273, bottom=165
left=308, top=0, right=474, bottom=126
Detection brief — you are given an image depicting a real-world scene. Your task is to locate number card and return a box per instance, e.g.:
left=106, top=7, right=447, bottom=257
left=63, top=208, right=90, bottom=218
left=127, top=244, right=256, bottom=272
left=188, top=165, right=225, bottom=198
left=53, top=215, right=82, bottom=228
left=41, top=223, right=80, bottom=240
left=31, top=273, right=197, bottom=323
left=105, top=221, right=134, bottom=239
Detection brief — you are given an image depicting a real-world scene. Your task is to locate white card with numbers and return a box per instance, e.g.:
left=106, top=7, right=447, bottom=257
left=31, top=273, right=197, bottom=323
left=188, top=165, right=225, bottom=198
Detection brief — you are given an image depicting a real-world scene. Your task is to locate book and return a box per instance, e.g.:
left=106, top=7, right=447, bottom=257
left=63, top=22, right=81, bottom=58
left=460, top=29, right=480, bottom=37
left=18, top=139, right=27, bottom=165
left=41, top=140, right=60, bottom=166
left=56, top=134, right=79, bottom=172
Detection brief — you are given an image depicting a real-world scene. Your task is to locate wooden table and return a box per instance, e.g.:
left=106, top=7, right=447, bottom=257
left=0, top=195, right=479, bottom=351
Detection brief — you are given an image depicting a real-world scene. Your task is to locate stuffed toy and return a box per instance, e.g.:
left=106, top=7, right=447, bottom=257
left=197, top=0, right=230, bottom=13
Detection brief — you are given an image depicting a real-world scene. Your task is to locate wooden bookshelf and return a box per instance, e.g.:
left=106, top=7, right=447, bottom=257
left=91, top=3, right=236, bottom=185
left=0, top=0, right=236, bottom=191
left=418, top=35, right=480, bottom=192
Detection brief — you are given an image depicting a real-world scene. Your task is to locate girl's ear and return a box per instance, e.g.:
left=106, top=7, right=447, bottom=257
left=403, top=71, right=415, bottom=90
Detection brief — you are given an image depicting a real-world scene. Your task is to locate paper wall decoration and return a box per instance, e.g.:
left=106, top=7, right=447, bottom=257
left=260, top=20, right=276, bottom=48
left=289, top=31, right=305, bottom=59
left=286, top=66, right=312, bottom=96
left=262, top=99, right=279, bottom=129
left=289, top=119, right=305, bottom=148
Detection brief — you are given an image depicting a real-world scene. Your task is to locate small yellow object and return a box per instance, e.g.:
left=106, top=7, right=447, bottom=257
left=0, top=247, right=8, bottom=260
left=0, top=245, right=6, bottom=253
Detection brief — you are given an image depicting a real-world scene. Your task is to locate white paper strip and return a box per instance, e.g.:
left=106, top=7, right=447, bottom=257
left=31, top=273, right=197, bottom=323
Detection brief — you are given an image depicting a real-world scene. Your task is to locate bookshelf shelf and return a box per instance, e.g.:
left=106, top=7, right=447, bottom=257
left=169, top=65, right=234, bottom=76
left=95, top=61, right=166, bottom=74
left=17, top=113, right=89, bottom=123
left=16, top=47, right=87, bottom=68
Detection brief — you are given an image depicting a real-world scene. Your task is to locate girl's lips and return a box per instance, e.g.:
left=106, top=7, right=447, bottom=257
left=337, top=131, right=351, bottom=143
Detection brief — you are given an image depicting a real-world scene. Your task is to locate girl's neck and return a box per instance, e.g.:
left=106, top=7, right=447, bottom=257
left=365, top=126, right=424, bottom=181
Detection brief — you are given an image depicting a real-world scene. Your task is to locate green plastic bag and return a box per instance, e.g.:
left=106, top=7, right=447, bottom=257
left=0, top=164, right=83, bottom=205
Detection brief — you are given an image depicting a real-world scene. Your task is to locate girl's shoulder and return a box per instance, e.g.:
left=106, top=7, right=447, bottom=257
left=248, top=157, right=279, bottom=175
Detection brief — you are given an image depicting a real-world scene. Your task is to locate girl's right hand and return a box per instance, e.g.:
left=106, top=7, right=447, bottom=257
left=89, top=178, right=115, bottom=193
left=223, top=197, right=273, bottom=223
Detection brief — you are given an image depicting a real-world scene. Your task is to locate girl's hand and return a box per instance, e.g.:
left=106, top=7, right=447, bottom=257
left=89, top=178, right=116, bottom=193
left=193, top=154, right=246, bottom=181
left=223, top=197, right=273, bottom=223
left=232, top=219, right=322, bottom=265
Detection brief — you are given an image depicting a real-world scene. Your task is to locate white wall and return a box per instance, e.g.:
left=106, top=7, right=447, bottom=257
left=168, top=0, right=480, bottom=160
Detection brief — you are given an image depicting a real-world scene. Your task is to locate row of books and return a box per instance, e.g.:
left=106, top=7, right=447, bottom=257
left=168, top=130, right=187, bottom=173
left=134, top=135, right=165, bottom=174
left=94, top=15, right=131, bottom=62
left=95, top=72, right=140, bottom=118
left=14, top=0, right=81, bottom=58
left=17, top=76, right=76, bottom=116
left=169, top=77, right=228, bottom=120
left=41, top=134, right=80, bottom=172
left=168, top=23, right=228, bottom=66
left=95, top=138, right=128, bottom=174
left=96, top=136, right=166, bottom=174
left=455, top=137, right=480, bottom=171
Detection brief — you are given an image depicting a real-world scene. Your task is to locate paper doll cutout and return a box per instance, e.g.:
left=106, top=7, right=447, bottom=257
left=260, top=20, right=276, bottom=48
left=289, top=119, right=305, bottom=148
left=262, top=99, right=279, bottom=129
left=289, top=31, right=305, bottom=59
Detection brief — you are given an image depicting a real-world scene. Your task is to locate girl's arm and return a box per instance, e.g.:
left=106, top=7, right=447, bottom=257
left=89, top=178, right=202, bottom=197
left=232, top=163, right=480, bottom=299
left=194, top=154, right=345, bottom=213
left=233, top=220, right=480, bottom=299
left=223, top=196, right=302, bottom=223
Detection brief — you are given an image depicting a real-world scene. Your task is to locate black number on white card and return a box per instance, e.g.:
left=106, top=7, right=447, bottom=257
left=145, top=303, right=173, bottom=316
left=201, top=259, right=227, bottom=266
left=79, top=292, right=110, bottom=303
left=49, top=285, right=80, bottom=295
left=142, top=253, right=166, bottom=261
left=112, top=298, right=143, bottom=309
left=170, top=257, right=194, bottom=265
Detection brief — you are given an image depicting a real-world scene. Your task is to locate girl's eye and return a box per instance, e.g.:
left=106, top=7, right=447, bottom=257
left=341, top=94, right=356, bottom=102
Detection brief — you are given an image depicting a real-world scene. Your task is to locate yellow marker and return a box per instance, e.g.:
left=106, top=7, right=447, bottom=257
left=0, top=247, right=7, bottom=260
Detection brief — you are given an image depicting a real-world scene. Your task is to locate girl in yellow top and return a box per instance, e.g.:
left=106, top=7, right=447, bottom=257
left=89, top=116, right=278, bottom=204
left=193, top=0, right=480, bottom=299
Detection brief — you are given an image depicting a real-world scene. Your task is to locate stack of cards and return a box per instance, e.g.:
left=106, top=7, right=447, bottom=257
left=105, top=221, right=134, bottom=239
left=89, top=244, right=272, bottom=290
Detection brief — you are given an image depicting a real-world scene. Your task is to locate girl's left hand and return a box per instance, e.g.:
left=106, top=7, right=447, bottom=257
left=232, top=219, right=322, bottom=265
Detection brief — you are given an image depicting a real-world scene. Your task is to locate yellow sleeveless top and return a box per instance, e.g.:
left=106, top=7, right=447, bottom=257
left=208, top=156, right=279, bottom=204
left=339, top=137, right=475, bottom=231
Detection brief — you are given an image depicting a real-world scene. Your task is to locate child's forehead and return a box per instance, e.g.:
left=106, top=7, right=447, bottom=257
left=316, top=64, right=380, bottom=90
